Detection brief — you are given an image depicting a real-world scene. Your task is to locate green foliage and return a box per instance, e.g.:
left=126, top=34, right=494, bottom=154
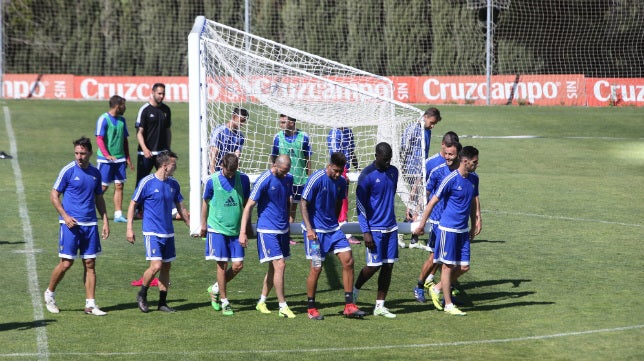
left=1, top=100, right=643, bottom=360
left=3, top=1, right=643, bottom=77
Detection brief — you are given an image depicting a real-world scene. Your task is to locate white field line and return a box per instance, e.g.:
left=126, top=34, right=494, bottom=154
left=483, top=209, right=643, bottom=228
left=3, top=106, right=50, bottom=361
left=1, top=324, right=642, bottom=358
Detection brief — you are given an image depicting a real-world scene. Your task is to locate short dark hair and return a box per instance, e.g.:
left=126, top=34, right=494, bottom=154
left=424, top=107, right=441, bottom=120
left=442, top=131, right=459, bottom=147
left=220, top=152, right=239, bottom=172
left=460, top=145, right=478, bottom=160
left=156, top=150, right=178, bottom=168
left=152, top=83, right=165, bottom=91
left=330, top=152, right=347, bottom=168
left=375, top=142, right=392, bottom=159
left=109, top=95, right=125, bottom=109
left=280, top=114, right=296, bottom=122
left=233, top=107, right=249, bottom=118
left=73, top=136, right=93, bottom=153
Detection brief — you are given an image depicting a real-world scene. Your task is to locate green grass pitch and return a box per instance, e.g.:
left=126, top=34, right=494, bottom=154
left=0, top=99, right=643, bottom=360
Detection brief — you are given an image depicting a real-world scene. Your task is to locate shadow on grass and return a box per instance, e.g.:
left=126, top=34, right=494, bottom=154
left=0, top=240, right=25, bottom=245
left=471, top=238, right=506, bottom=244
left=387, top=278, right=554, bottom=314
left=0, top=319, right=56, bottom=332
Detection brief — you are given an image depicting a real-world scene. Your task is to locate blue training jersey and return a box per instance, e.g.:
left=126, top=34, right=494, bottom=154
left=327, top=128, right=356, bottom=169
left=356, top=162, right=399, bottom=232
left=202, top=171, right=251, bottom=203
left=426, top=163, right=451, bottom=223
left=435, top=170, right=479, bottom=231
left=250, top=170, right=293, bottom=233
left=210, top=125, right=245, bottom=167
left=425, top=151, right=445, bottom=181
left=301, top=169, right=346, bottom=232
left=53, top=161, right=103, bottom=225
left=132, top=174, right=184, bottom=237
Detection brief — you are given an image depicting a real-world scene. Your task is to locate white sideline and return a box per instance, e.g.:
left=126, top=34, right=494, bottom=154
left=1, top=324, right=642, bottom=358
left=3, top=106, right=50, bottom=361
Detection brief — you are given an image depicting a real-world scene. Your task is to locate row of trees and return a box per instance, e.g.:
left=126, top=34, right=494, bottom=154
left=4, top=0, right=643, bottom=77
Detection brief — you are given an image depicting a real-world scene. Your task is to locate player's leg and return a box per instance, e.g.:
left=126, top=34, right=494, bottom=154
left=216, top=260, right=229, bottom=300
left=272, top=258, right=287, bottom=303
left=48, top=258, right=73, bottom=292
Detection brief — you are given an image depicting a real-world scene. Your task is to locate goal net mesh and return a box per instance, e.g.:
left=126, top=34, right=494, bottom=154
left=189, top=19, right=425, bottom=232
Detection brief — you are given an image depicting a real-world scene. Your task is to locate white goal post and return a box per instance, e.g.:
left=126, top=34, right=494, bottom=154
left=188, top=16, right=427, bottom=236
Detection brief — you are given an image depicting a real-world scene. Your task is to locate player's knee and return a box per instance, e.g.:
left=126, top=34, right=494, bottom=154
left=231, top=262, right=243, bottom=274
left=342, top=256, right=354, bottom=269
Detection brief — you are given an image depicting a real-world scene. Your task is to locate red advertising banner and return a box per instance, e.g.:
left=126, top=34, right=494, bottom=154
left=392, top=74, right=587, bottom=106
left=586, top=78, right=644, bottom=107
left=2, top=73, right=643, bottom=107
left=2, top=74, right=75, bottom=99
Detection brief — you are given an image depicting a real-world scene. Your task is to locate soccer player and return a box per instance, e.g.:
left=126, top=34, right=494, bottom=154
left=270, top=114, right=311, bottom=228
left=209, top=107, right=248, bottom=173
left=400, top=107, right=442, bottom=248
left=327, top=127, right=361, bottom=244
left=95, top=95, right=134, bottom=223
left=239, top=154, right=296, bottom=318
left=353, top=142, right=400, bottom=318
left=201, top=153, right=251, bottom=316
left=126, top=151, right=190, bottom=313
left=413, top=146, right=482, bottom=316
left=414, top=140, right=461, bottom=304
left=300, top=152, right=366, bottom=320
left=425, top=131, right=460, bottom=183
left=134, top=83, right=172, bottom=218
left=44, top=137, right=110, bottom=316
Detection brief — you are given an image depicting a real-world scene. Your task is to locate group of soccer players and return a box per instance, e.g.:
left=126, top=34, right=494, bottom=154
left=43, top=100, right=481, bottom=319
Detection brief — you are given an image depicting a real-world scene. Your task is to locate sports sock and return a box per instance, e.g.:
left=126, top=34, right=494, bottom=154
left=221, top=298, right=229, bottom=306
left=139, top=285, right=149, bottom=297
left=85, top=299, right=96, bottom=308
left=259, top=295, right=267, bottom=303
left=278, top=302, right=288, bottom=309
left=307, top=297, right=315, bottom=309
left=344, top=292, right=353, bottom=304
left=114, top=210, right=123, bottom=218
left=425, top=274, right=434, bottom=283
left=417, top=280, right=424, bottom=288
left=159, top=290, right=168, bottom=305
left=375, top=300, right=385, bottom=308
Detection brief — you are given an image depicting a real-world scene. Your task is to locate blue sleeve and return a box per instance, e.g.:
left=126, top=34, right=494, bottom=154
left=124, top=118, right=130, bottom=137
left=202, top=178, right=214, bottom=200
left=95, top=115, right=107, bottom=137
left=302, top=134, right=312, bottom=158
left=356, top=171, right=370, bottom=232
left=241, top=174, right=251, bottom=199
left=271, top=135, right=279, bottom=157
left=93, top=168, right=104, bottom=195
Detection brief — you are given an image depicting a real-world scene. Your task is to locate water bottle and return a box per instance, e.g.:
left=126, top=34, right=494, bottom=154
left=310, top=239, right=322, bottom=268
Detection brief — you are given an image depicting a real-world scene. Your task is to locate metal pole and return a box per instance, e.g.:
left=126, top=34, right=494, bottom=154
left=485, top=0, right=492, bottom=105
left=245, top=0, right=250, bottom=34
left=0, top=0, right=4, bottom=98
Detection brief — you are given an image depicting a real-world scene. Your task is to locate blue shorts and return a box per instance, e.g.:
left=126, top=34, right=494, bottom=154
left=144, top=235, right=176, bottom=262
left=303, top=229, right=351, bottom=260
left=365, top=230, right=399, bottom=266
left=205, top=232, right=244, bottom=262
left=433, top=227, right=470, bottom=266
left=97, top=162, right=127, bottom=185
left=427, top=221, right=439, bottom=253
left=257, top=232, right=290, bottom=263
left=58, top=224, right=101, bottom=259
left=291, top=185, right=304, bottom=202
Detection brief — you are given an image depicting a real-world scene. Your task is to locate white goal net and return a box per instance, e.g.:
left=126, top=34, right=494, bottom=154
left=188, top=17, right=425, bottom=236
